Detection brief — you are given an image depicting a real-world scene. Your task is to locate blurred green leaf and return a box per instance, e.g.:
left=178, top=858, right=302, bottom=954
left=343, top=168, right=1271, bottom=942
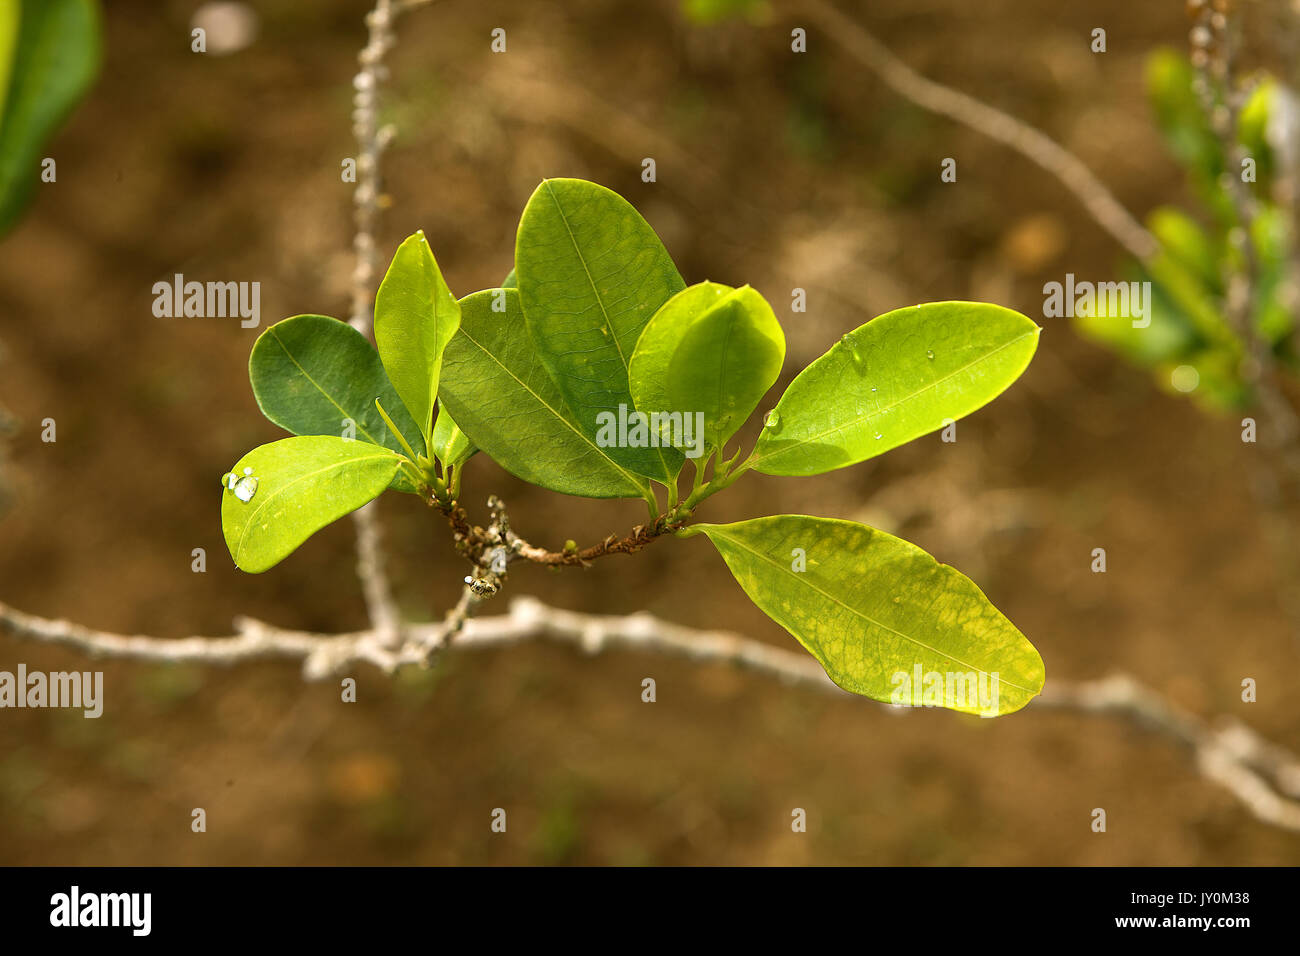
left=1251, top=204, right=1294, bottom=345
left=686, top=515, right=1044, bottom=715
left=0, top=0, right=101, bottom=236
left=750, top=302, right=1038, bottom=476
left=681, top=0, right=771, bottom=25
left=0, top=2, right=17, bottom=115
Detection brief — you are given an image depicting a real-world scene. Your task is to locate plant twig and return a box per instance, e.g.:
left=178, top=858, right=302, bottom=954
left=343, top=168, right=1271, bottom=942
left=3, top=595, right=1298, bottom=832
left=343, top=0, right=438, bottom=644
left=801, top=0, right=1159, bottom=262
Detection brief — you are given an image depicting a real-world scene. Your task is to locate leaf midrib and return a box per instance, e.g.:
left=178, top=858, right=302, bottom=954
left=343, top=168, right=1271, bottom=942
left=234, top=450, right=398, bottom=563
left=266, top=327, right=387, bottom=447
left=455, top=323, right=650, bottom=495
left=750, top=329, right=1037, bottom=468
left=542, top=181, right=677, bottom=481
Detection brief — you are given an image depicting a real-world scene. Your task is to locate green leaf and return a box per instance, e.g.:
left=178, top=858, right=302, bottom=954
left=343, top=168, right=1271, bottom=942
left=501, top=268, right=517, bottom=289
left=687, top=515, right=1044, bottom=716
left=374, top=231, right=461, bottom=443
left=438, top=288, right=653, bottom=499
left=431, top=405, right=476, bottom=468
left=515, top=178, right=686, bottom=481
left=249, top=314, right=426, bottom=458
left=681, top=0, right=772, bottom=26
left=221, top=436, right=402, bottom=573
left=750, top=302, right=1039, bottom=476
left=0, top=0, right=101, bottom=237
left=630, top=281, right=785, bottom=456
left=0, top=2, right=18, bottom=117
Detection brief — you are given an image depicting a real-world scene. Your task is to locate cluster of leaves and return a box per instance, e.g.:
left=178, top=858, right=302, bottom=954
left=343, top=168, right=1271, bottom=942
left=1074, top=49, right=1298, bottom=410
left=0, top=0, right=101, bottom=238
left=223, top=178, right=1045, bottom=715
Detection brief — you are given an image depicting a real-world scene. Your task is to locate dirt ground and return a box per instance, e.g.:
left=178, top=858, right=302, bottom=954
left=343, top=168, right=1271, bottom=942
left=1, top=0, right=1298, bottom=864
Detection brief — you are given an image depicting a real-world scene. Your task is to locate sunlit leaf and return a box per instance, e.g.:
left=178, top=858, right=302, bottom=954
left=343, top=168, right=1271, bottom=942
left=686, top=515, right=1044, bottom=716
left=431, top=405, right=476, bottom=468
left=751, top=302, right=1038, bottom=476
left=221, top=436, right=403, bottom=573
left=374, top=231, right=461, bottom=443
left=630, top=281, right=784, bottom=458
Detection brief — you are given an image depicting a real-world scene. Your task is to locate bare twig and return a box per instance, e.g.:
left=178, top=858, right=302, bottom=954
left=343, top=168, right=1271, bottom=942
left=343, top=0, right=438, bottom=644
left=349, top=0, right=399, bottom=334
left=3, top=595, right=1298, bottom=831
left=801, top=0, right=1158, bottom=262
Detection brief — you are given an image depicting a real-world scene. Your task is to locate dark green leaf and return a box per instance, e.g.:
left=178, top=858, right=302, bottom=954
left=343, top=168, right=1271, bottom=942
left=439, top=288, right=653, bottom=499
left=249, top=314, right=426, bottom=458
left=515, top=178, right=686, bottom=481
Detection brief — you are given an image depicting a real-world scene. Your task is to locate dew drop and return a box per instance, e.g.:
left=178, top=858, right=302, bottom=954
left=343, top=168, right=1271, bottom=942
left=873, top=431, right=883, bottom=440
left=763, top=409, right=780, bottom=429
left=224, top=466, right=260, bottom=503
left=925, top=349, right=935, bottom=360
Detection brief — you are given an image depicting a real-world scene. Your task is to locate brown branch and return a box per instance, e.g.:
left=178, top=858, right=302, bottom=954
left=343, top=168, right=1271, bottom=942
left=438, top=495, right=674, bottom=570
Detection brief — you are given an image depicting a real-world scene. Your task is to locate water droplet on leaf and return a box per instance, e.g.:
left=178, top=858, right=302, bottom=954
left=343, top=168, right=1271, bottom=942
left=763, top=409, right=780, bottom=429
left=224, top=466, right=259, bottom=503
left=926, top=349, right=935, bottom=360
